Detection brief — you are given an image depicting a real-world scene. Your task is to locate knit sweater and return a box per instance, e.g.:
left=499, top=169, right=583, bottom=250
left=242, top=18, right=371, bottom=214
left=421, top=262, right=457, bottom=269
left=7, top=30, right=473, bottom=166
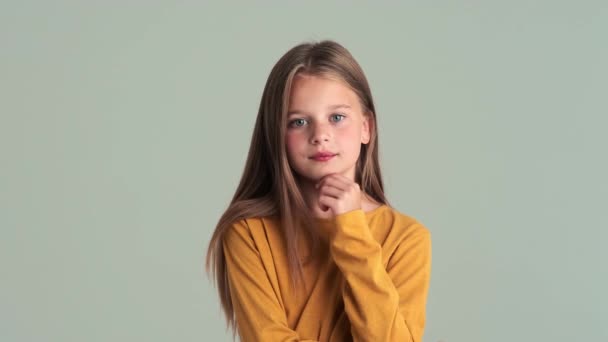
left=222, top=204, right=432, bottom=341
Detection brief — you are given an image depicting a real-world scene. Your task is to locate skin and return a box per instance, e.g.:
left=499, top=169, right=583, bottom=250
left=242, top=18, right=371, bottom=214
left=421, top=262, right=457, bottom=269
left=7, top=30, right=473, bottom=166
left=285, top=74, right=381, bottom=219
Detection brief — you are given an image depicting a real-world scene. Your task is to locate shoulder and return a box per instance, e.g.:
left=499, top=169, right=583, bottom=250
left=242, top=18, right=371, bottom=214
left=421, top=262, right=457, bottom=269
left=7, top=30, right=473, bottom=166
left=223, top=215, right=279, bottom=245
left=225, top=214, right=275, bottom=232
left=222, top=217, right=257, bottom=246
left=379, top=207, right=432, bottom=271
left=380, top=205, right=431, bottom=243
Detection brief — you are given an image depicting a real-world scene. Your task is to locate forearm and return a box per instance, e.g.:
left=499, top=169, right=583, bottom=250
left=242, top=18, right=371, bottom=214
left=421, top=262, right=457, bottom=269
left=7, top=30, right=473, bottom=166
left=329, top=210, right=428, bottom=341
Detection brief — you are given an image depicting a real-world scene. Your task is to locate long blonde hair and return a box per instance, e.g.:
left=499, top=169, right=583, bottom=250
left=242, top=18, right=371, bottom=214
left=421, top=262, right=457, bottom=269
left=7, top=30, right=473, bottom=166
left=205, top=39, right=388, bottom=335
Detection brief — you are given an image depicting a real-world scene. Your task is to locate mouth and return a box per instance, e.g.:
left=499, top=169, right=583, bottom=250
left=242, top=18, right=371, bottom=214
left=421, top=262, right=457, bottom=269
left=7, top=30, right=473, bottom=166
left=310, top=152, right=337, bottom=162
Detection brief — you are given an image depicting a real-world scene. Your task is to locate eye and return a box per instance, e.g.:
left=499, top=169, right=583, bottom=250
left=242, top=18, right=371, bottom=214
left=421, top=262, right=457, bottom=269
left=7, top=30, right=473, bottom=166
left=288, top=118, right=308, bottom=128
left=330, top=114, right=345, bottom=122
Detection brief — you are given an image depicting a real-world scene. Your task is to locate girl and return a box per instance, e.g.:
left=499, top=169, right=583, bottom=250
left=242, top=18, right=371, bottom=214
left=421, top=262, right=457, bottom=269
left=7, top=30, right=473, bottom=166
left=206, top=40, right=431, bottom=342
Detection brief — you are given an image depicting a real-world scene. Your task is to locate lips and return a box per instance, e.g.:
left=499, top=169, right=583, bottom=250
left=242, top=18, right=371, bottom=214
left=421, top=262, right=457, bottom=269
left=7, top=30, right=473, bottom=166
left=310, top=152, right=337, bottom=161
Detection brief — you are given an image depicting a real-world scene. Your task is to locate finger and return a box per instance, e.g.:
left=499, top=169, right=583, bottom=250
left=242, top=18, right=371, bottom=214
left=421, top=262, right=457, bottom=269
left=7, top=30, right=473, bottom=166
left=331, top=174, right=361, bottom=191
left=319, top=185, right=343, bottom=199
left=325, top=177, right=359, bottom=195
left=329, top=173, right=353, bottom=183
left=318, top=195, right=338, bottom=212
left=316, top=173, right=343, bottom=187
left=318, top=179, right=344, bottom=192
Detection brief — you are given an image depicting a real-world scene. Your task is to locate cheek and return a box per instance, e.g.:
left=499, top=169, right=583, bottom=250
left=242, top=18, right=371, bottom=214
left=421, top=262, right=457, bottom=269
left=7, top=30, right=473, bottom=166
left=285, top=132, right=303, bottom=155
left=338, top=126, right=362, bottom=149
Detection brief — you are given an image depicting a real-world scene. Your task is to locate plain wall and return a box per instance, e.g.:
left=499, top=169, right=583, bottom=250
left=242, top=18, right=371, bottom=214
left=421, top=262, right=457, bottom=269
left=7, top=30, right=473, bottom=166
left=1, top=1, right=606, bottom=341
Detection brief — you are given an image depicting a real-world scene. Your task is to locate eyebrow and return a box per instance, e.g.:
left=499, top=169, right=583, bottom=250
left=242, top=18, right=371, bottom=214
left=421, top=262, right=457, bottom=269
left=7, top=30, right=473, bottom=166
left=287, top=104, right=351, bottom=116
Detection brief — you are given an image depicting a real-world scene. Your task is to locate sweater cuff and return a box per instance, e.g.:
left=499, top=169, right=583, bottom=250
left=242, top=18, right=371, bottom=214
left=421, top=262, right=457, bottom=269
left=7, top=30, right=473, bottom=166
left=331, top=209, right=374, bottom=241
left=314, top=209, right=373, bottom=241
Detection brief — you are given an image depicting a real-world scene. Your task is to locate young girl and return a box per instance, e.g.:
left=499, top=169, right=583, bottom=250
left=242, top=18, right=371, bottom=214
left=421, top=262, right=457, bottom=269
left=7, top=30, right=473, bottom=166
left=206, top=40, right=431, bottom=342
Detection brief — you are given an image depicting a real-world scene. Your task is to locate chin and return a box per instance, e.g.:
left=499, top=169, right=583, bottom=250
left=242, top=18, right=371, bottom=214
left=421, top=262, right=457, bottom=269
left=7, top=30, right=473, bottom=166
left=305, top=168, right=347, bottom=181
left=292, top=168, right=329, bottom=182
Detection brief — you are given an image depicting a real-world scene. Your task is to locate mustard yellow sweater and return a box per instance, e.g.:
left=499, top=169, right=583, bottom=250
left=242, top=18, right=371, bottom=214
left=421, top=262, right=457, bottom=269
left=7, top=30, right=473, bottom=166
left=222, top=204, right=432, bottom=341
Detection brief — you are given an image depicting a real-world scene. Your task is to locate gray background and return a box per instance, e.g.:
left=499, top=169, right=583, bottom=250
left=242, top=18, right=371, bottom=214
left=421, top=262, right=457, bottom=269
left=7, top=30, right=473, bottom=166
left=2, top=1, right=606, bottom=341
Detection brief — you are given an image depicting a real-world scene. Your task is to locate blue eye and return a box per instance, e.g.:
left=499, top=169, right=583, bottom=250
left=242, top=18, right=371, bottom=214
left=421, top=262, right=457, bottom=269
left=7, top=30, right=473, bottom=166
left=330, top=114, right=345, bottom=122
left=289, top=118, right=307, bottom=128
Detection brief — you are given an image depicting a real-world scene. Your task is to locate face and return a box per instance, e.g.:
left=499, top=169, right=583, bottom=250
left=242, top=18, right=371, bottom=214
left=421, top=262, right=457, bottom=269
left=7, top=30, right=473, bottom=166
left=285, top=74, right=371, bottom=183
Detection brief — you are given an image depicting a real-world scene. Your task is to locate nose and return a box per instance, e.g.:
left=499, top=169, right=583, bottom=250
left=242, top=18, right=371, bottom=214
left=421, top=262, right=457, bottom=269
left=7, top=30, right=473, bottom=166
left=310, top=122, right=331, bottom=145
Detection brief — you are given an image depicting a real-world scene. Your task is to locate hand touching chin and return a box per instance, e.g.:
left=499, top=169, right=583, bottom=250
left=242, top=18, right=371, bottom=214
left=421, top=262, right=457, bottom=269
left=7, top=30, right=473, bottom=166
left=313, top=173, right=362, bottom=218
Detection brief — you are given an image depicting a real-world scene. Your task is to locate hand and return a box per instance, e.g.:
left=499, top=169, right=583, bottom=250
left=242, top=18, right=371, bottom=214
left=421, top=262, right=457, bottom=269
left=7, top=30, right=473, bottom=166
left=315, top=173, right=362, bottom=217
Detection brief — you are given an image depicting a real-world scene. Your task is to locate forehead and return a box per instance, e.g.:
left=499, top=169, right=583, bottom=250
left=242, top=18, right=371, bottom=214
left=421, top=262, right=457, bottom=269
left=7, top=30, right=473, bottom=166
left=287, top=74, right=361, bottom=112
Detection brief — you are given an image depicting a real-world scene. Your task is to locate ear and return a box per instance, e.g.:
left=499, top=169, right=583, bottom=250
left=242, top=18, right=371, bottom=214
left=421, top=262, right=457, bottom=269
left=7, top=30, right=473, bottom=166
left=361, top=115, right=371, bottom=144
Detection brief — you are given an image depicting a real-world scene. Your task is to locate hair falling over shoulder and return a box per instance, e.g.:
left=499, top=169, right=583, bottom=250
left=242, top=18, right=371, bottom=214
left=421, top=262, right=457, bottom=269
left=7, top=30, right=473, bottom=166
left=205, top=39, right=388, bottom=335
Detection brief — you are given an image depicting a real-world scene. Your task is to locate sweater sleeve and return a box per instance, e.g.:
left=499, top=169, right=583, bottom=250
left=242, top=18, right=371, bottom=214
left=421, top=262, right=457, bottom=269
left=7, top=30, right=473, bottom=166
left=328, top=209, right=432, bottom=342
left=222, top=219, right=319, bottom=342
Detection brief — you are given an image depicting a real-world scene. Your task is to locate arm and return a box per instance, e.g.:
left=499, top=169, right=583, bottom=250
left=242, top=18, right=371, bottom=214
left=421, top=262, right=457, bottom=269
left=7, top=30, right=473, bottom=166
left=222, top=220, right=319, bottom=342
left=329, top=210, right=431, bottom=342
